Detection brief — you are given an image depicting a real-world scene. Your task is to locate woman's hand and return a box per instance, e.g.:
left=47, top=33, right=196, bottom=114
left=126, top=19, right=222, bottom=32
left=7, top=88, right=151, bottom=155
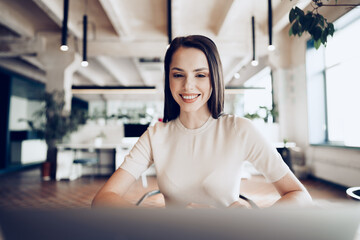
left=228, top=200, right=252, bottom=209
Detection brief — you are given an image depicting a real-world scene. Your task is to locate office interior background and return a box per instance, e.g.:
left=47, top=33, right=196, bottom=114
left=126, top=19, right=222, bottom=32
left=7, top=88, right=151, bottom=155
left=0, top=0, right=359, bottom=206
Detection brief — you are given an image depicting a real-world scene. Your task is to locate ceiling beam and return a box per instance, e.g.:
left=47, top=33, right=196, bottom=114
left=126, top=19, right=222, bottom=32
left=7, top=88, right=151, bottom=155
left=20, top=56, right=45, bottom=70
left=73, top=73, right=93, bottom=85
left=0, top=58, right=46, bottom=83
left=33, top=0, right=81, bottom=38
left=224, top=54, right=252, bottom=85
left=96, top=56, right=128, bottom=85
left=171, top=0, right=181, bottom=38
left=99, top=0, right=132, bottom=39
left=76, top=65, right=107, bottom=86
left=0, top=38, right=44, bottom=57
left=230, top=56, right=270, bottom=87
left=131, top=58, right=151, bottom=85
left=85, top=40, right=248, bottom=57
left=213, top=0, right=239, bottom=36
left=0, top=1, right=35, bottom=37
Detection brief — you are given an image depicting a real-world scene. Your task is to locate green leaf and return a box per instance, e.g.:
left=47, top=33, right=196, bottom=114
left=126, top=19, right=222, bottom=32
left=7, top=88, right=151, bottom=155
left=312, top=16, right=320, bottom=28
left=289, top=26, right=293, bottom=36
left=292, top=22, right=299, bottom=35
left=321, top=28, right=328, bottom=44
left=318, top=16, right=325, bottom=28
left=299, top=14, right=305, bottom=25
left=308, top=15, right=318, bottom=33
left=289, top=8, right=296, bottom=23
left=294, top=7, right=304, bottom=17
left=314, top=39, right=321, bottom=49
left=303, top=13, right=313, bottom=31
left=313, top=26, right=322, bottom=40
left=328, top=23, right=335, bottom=36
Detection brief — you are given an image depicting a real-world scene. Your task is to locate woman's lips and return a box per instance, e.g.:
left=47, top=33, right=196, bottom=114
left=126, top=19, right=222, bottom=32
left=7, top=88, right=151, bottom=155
left=180, top=94, right=200, bottom=103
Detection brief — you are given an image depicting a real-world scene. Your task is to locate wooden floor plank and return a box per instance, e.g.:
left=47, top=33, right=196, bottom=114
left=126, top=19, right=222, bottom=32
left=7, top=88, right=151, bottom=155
left=0, top=168, right=351, bottom=209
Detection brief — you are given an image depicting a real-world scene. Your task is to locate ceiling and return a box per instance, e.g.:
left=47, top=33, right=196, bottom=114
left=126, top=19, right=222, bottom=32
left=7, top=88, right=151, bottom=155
left=0, top=0, right=311, bottom=101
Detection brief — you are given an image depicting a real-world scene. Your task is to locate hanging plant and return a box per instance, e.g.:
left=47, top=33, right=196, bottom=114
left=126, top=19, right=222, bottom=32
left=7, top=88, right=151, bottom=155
left=288, top=0, right=359, bottom=49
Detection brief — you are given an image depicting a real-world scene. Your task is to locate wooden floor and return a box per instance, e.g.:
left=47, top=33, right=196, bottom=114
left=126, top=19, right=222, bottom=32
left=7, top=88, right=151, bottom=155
left=0, top=167, right=353, bottom=209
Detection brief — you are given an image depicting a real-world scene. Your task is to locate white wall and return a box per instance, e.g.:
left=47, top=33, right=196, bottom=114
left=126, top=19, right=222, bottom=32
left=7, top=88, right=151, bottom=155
left=9, top=96, right=43, bottom=130
left=270, top=11, right=360, bottom=187
left=9, top=96, right=29, bottom=130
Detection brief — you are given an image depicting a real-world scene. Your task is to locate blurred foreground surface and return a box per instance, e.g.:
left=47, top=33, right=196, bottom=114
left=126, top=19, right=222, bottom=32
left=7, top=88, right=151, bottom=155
left=0, top=206, right=359, bottom=240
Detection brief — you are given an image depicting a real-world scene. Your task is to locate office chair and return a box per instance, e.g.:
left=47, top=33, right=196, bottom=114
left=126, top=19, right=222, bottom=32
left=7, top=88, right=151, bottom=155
left=136, top=190, right=259, bottom=209
left=346, top=187, right=360, bottom=201
left=72, top=148, right=100, bottom=179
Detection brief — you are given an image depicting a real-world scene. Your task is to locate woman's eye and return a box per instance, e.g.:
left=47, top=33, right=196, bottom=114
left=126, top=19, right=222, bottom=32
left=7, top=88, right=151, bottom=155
left=173, top=74, right=183, bottom=78
left=196, top=74, right=207, bottom=78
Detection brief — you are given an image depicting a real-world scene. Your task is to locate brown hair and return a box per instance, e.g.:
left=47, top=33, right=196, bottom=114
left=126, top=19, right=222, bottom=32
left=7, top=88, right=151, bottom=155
left=163, top=35, right=224, bottom=122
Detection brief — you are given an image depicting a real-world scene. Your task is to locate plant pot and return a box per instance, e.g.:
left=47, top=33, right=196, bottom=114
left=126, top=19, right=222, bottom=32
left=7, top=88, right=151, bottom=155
left=41, top=161, right=51, bottom=181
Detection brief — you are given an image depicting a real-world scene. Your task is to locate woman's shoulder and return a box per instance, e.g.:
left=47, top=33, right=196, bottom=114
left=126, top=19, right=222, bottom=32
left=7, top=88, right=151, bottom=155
left=218, top=114, right=253, bottom=126
left=148, top=119, right=176, bottom=135
left=217, top=114, right=255, bottom=133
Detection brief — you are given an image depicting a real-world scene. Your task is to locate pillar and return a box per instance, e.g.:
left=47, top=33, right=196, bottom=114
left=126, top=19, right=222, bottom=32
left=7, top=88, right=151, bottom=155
left=37, top=33, right=81, bottom=112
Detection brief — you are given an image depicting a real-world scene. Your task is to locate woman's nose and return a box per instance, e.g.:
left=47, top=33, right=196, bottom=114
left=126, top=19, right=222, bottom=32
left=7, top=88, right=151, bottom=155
left=184, top=77, right=195, bottom=90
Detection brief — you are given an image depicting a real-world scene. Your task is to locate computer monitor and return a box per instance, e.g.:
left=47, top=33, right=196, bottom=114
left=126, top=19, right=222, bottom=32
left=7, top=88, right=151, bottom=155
left=124, top=123, right=150, bottom=138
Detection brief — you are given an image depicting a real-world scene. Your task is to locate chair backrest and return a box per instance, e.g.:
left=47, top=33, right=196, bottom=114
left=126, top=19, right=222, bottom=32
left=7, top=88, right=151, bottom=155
left=346, top=187, right=360, bottom=200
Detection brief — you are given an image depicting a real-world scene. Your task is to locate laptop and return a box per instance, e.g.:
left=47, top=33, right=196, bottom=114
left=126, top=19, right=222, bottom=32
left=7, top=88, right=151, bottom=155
left=0, top=205, right=359, bottom=240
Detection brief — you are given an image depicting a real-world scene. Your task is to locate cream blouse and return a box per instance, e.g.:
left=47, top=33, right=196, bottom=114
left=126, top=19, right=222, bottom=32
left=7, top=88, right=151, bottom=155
left=120, top=115, right=290, bottom=208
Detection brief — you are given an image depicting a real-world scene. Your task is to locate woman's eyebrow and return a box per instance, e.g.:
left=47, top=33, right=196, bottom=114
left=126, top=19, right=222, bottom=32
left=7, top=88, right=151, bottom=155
left=194, top=67, right=209, bottom=72
left=170, top=67, right=209, bottom=72
left=171, top=67, right=184, bottom=71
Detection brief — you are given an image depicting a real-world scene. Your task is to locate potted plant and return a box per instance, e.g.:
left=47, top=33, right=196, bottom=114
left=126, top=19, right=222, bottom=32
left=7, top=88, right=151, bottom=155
left=288, top=0, right=360, bottom=49
left=25, top=90, right=87, bottom=180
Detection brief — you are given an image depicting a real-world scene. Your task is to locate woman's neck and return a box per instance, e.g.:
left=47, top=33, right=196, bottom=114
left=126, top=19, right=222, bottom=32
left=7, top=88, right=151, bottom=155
left=179, top=110, right=211, bottom=129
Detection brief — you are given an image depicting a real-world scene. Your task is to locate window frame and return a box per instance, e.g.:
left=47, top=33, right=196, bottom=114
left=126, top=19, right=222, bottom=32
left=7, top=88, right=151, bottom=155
left=306, top=9, right=360, bottom=149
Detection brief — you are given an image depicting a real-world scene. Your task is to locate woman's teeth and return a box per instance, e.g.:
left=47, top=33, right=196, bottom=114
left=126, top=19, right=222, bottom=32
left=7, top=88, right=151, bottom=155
left=182, top=95, right=199, bottom=100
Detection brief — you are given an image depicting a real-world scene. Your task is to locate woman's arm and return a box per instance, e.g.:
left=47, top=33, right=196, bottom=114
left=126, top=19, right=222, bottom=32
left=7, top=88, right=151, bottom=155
left=272, top=171, right=312, bottom=207
left=91, top=168, right=137, bottom=208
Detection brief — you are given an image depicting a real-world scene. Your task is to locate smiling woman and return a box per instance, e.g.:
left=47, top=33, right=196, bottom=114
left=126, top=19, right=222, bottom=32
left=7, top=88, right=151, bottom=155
left=163, top=35, right=224, bottom=124
left=92, top=35, right=312, bottom=209
left=169, top=47, right=212, bottom=128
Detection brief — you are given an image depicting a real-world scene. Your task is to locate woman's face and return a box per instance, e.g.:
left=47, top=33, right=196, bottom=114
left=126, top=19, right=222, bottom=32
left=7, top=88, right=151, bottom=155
left=169, top=47, right=212, bottom=116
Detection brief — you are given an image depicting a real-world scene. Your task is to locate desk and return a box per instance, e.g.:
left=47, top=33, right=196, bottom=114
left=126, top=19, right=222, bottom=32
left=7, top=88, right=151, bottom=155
left=56, top=143, right=121, bottom=181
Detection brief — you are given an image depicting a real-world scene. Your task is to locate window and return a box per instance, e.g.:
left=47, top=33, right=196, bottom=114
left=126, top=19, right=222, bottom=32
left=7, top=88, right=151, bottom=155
left=225, top=67, right=274, bottom=123
left=306, top=9, right=360, bottom=148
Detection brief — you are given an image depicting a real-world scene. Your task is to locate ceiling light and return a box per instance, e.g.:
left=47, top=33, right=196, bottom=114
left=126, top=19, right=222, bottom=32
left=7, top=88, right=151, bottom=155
left=81, top=61, right=88, bottom=67
left=61, top=0, right=69, bottom=51
left=60, top=45, right=68, bottom=51
left=268, top=0, right=275, bottom=52
left=268, top=45, right=276, bottom=51
left=251, top=16, right=258, bottom=67
left=167, top=0, right=172, bottom=44
left=82, top=14, right=88, bottom=66
left=251, top=60, right=259, bottom=66
left=234, top=73, right=240, bottom=79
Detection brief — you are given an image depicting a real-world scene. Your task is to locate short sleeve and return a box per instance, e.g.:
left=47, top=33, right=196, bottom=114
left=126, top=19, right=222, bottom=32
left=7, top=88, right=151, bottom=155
left=120, top=129, right=153, bottom=179
left=236, top=118, right=290, bottom=182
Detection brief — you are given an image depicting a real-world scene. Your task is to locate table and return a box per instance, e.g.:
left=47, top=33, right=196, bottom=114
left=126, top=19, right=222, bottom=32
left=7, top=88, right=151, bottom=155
left=56, top=143, right=120, bottom=180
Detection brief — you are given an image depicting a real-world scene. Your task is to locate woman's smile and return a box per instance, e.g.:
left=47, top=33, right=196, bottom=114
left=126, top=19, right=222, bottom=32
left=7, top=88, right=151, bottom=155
left=180, top=93, right=201, bottom=102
